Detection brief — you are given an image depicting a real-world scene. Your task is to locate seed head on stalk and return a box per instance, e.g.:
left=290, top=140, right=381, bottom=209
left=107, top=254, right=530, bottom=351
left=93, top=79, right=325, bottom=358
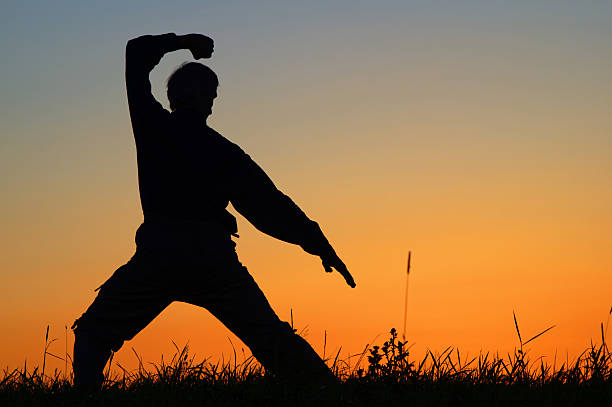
left=402, top=251, right=412, bottom=341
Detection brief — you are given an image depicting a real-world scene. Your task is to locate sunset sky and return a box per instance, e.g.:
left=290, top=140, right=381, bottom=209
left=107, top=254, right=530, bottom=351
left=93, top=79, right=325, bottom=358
left=1, top=1, right=611, bottom=374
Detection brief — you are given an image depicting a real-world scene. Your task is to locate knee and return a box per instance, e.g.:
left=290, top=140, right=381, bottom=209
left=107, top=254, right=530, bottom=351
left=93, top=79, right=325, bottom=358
left=278, top=321, right=296, bottom=335
left=73, top=318, right=124, bottom=353
left=261, top=321, right=296, bottom=343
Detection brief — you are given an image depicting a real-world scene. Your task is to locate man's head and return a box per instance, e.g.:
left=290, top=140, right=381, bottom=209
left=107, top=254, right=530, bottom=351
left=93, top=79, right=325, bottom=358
left=167, top=62, right=218, bottom=116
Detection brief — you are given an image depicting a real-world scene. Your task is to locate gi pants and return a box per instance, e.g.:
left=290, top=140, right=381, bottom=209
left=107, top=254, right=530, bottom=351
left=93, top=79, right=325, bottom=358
left=72, top=221, right=333, bottom=387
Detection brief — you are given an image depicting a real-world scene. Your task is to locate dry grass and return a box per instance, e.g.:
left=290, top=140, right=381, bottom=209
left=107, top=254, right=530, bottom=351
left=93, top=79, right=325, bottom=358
left=1, top=310, right=611, bottom=406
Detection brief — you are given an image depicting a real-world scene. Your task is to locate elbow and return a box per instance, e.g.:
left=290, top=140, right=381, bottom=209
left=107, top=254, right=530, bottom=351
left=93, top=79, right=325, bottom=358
left=125, top=38, right=138, bottom=59
left=125, top=35, right=151, bottom=56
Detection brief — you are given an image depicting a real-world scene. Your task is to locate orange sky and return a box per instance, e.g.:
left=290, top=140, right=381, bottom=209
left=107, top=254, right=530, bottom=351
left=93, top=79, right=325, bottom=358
left=1, top=2, right=611, bottom=374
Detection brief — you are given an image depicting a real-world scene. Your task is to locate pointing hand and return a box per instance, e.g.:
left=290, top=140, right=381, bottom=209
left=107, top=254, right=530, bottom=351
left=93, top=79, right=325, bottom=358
left=321, top=252, right=356, bottom=288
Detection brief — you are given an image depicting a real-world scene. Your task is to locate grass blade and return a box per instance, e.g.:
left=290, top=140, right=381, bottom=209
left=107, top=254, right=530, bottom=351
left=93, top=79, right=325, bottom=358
left=523, top=325, right=556, bottom=346
left=513, top=311, right=523, bottom=345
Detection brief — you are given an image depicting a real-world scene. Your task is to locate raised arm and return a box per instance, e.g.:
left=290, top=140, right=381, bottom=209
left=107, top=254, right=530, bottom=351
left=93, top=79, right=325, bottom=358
left=125, top=33, right=214, bottom=133
left=229, top=148, right=356, bottom=288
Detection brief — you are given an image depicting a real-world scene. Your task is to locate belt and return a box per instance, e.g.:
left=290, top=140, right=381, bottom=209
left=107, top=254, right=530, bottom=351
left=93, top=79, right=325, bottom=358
left=135, top=217, right=235, bottom=251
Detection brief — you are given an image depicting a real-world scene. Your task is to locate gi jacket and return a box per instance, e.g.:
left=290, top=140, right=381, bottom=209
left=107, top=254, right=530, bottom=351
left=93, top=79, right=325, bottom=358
left=125, top=33, right=333, bottom=257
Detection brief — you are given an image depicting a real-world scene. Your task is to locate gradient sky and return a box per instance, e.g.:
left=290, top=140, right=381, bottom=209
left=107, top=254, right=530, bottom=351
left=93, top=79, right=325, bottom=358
left=1, top=1, right=611, bottom=374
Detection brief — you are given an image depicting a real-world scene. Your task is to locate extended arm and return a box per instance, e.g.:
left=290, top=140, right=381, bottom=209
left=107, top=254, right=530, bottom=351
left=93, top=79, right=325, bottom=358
left=229, top=150, right=356, bottom=287
left=125, top=33, right=213, bottom=132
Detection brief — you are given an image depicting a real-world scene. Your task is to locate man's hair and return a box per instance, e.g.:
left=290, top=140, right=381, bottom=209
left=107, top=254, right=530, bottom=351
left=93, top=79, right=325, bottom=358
left=166, top=62, right=219, bottom=111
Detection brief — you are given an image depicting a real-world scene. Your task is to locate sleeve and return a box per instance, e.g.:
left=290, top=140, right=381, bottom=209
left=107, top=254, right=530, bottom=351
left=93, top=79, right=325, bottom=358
left=125, top=34, right=180, bottom=137
left=228, top=147, right=335, bottom=257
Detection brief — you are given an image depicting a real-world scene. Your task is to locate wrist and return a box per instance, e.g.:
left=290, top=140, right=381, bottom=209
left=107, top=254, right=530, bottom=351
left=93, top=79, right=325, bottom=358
left=300, top=221, right=334, bottom=256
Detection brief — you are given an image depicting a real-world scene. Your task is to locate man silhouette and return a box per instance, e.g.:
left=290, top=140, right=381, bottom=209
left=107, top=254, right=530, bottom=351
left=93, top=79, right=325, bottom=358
left=71, top=33, right=355, bottom=389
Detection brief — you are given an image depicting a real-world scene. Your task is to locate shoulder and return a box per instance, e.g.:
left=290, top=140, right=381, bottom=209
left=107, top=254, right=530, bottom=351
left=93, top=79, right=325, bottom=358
left=205, top=126, right=249, bottom=158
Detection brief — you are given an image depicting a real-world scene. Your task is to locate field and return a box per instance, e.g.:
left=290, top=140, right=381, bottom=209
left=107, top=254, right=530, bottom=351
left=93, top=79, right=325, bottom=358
left=1, top=320, right=611, bottom=406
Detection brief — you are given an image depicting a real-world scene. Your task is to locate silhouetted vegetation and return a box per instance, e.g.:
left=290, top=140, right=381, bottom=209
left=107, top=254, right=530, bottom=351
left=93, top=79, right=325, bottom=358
left=2, top=316, right=611, bottom=406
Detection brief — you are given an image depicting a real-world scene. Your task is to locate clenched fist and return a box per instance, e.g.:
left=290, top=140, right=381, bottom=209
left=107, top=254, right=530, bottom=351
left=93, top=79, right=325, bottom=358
left=180, top=34, right=214, bottom=59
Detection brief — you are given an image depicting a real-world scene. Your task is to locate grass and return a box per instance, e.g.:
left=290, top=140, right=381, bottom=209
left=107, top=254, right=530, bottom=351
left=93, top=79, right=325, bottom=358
left=1, top=312, right=611, bottom=407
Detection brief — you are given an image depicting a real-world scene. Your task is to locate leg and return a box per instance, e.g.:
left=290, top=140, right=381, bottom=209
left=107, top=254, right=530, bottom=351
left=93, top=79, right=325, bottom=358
left=180, top=255, right=336, bottom=383
left=72, top=254, right=172, bottom=389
